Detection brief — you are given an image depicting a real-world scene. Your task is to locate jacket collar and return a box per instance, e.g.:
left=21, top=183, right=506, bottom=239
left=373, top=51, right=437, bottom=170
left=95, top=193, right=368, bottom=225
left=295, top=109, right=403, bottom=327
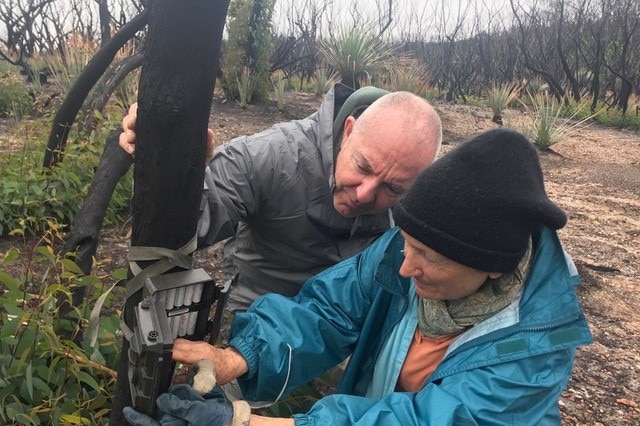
left=373, top=228, right=411, bottom=295
left=372, top=226, right=583, bottom=327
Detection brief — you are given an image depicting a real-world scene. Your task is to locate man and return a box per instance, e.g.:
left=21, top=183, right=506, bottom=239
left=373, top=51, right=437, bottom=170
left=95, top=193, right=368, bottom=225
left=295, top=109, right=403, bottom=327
left=120, top=84, right=442, bottom=312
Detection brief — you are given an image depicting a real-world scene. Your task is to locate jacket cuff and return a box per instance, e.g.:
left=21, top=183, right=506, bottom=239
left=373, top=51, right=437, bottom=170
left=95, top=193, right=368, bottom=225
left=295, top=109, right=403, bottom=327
left=229, top=337, right=258, bottom=380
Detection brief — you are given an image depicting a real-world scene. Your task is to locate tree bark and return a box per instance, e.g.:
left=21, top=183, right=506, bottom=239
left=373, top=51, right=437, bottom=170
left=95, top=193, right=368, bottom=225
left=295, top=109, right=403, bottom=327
left=62, top=129, right=132, bottom=273
left=58, top=129, right=133, bottom=338
left=556, top=0, right=581, bottom=101
left=43, top=10, right=149, bottom=168
left=97, top=0, right=112, bottom=46
left=80, top=53, right=145, bottom=134
left=109, top=0, right=230, bottom=424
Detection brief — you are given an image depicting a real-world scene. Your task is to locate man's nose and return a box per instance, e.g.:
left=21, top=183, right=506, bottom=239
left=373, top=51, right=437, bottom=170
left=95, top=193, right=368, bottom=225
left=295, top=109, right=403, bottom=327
left=355, top=179, right=377, bottom=205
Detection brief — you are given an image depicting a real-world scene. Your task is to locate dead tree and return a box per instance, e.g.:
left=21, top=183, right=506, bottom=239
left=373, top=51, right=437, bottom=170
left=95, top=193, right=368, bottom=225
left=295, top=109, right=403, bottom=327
left=59, top=130, right=133, bottom=324
left=80, top=52, right=145, bottom=134
left=509, top=0, right=567, bottom=102
left=109, top=0, right=230, bottom=423
left=43, top=10, right=149, bottom=168
left=555, top=0, right=581, bottom=102
left=96, top=0, right=112, bottom=46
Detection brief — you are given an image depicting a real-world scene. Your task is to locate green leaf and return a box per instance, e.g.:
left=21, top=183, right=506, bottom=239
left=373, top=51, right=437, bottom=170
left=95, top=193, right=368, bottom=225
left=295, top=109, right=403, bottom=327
left=0, top=271, right=20, bottom=292
left=76, top=371, right=100, bottom=392
left=6, top=402, right=26, bottom=420
left=88, top=348, right=106, bottom=365
left=31, top=376, right=52, bottom=395
left=25, top=363, right=34, bottom=401
left=77, top=274, right=101, bottom=287
left=89, top=281, right=118, bottom=347
left=61, top=259, right=83, bottom=275
left=13, top=413, right=36, bottom=426
left=2, top=248, right=19, bottom=264
left=112, top=267, right=129, bottom=281
left=36, top=245, right=55, bottom=262
left=59, top=414, right=91, bottom=425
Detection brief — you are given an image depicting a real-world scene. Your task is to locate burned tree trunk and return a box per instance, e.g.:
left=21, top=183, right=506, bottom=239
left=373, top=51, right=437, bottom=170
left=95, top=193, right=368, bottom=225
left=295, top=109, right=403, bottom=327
left=109, top=0, right=230, bottom=424
left=62, top=129, right=133, bottom=284
left=58, top=129, right=133, bottom=342
left=80, top=53, right=145, bottom=134
left=43, top=11, right=149, bottom=168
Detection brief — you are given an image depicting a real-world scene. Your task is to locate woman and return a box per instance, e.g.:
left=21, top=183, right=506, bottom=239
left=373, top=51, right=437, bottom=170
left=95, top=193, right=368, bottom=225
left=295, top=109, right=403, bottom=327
left=124, top=128, right=592, bottom=425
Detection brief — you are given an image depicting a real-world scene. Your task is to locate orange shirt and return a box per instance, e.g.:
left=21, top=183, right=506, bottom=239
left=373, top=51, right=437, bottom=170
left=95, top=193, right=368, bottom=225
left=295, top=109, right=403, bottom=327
left=396, top=327, right=460, bottom=392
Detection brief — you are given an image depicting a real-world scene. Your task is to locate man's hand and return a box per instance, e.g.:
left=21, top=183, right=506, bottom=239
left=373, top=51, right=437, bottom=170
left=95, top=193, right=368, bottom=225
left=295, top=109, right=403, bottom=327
left=172, top=339, right=249, bottom=386
left=123, top=384, right=240, bottom=426
left=118, top=102, right=216, bottom=163
left=119, top=102, right=138, bottom=155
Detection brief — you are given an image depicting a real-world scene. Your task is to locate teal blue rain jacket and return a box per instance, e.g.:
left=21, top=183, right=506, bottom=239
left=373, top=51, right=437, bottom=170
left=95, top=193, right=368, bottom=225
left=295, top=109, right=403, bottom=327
left=228, top=226, right=592, bottom=425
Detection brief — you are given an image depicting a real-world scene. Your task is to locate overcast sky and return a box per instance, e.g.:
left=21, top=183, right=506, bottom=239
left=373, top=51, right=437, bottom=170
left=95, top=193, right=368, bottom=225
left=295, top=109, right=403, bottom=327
left=272, top=0, right=515, bottom=39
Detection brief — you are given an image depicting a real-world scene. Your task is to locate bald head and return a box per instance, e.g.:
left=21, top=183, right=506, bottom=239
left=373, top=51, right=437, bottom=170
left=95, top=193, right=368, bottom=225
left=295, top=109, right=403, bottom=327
left=352, top=91, right=442, bottom=163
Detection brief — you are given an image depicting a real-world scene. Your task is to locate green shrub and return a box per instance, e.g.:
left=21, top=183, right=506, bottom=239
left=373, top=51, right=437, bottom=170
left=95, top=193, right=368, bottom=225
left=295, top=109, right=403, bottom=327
left=0, top=225, right=123, bottom=425
left=560, top=93, right=599, bottom=122
left=236, top=66, right=254, bottom=109
left=222, top=0, right=276, bottom=103
left=0, top=60, right=19, bottom=74
left=461, top=95, right=485, bottom=107
left=286, top=74, right=315, bottom=93
left=0, top=79, right=34, bottom=119
left=0, top=121, right=132, bottom=236
left=271, top=70, right=286, bottom=111
left=594, top=105, right=640, bottom=130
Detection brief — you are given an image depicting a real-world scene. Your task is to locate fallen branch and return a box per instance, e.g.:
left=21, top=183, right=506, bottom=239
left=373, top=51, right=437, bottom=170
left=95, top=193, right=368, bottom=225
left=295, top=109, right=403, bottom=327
left=60, top=348, right=118, bottom=379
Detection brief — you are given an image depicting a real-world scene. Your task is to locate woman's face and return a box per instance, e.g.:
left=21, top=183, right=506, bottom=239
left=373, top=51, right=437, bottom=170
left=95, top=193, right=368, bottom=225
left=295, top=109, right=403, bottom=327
left=399, top=231, right=502, bottom=300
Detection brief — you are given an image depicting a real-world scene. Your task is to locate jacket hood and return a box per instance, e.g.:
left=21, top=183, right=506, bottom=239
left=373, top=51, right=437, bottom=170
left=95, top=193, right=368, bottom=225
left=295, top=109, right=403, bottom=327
left=315, top=84, right=389, bottom=190
left=315, top=84, right=349, bottom=188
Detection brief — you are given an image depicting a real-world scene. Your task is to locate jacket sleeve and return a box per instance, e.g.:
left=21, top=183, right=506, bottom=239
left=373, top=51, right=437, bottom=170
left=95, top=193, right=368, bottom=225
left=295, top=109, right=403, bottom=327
left=227, top=238, right=386, bottom=403
left=197, top=133, right=279, bottom=246
left=292, top=349, right=573, bottom=425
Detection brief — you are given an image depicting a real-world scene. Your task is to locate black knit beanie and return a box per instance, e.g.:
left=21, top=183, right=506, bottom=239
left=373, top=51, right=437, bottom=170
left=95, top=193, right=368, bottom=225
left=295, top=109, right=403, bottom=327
left=392, top=128, right=567, bottom=272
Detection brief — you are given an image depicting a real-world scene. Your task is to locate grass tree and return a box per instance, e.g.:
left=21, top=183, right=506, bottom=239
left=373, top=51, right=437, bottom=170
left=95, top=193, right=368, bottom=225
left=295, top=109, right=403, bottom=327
left=313, top=66, right=339, bottom=96
left=43, top=36, right=100, bottom=96
left=385, top=56, right=432, bottom=97
left=523, top=92, right=596, bottom=150
left=487, top=83, right=520, bottom=126
left=318, top=28, right=395, bottom=90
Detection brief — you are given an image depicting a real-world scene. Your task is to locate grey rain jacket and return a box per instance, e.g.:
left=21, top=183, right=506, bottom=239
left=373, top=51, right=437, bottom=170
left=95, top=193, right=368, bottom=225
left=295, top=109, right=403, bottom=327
left=198, top=84, right=391, bottom=312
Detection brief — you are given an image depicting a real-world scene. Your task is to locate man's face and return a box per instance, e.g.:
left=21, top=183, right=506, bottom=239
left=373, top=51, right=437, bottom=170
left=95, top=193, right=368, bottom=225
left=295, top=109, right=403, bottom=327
left=332, top=116, right=435, bottom=218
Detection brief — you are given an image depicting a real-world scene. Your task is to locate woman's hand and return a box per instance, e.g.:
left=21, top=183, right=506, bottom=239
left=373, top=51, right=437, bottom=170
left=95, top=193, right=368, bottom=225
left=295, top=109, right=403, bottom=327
left=172, top=339, right=249, bottom=386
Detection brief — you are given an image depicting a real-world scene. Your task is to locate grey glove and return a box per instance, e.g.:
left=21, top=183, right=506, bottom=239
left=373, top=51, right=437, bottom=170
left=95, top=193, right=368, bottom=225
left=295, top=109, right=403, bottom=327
left=123, top=384, right=250, bottom=426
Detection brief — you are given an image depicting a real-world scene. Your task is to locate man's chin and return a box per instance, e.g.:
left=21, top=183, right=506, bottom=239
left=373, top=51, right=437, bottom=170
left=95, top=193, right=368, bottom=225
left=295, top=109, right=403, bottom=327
left=334, top=201, right=359, bottom=218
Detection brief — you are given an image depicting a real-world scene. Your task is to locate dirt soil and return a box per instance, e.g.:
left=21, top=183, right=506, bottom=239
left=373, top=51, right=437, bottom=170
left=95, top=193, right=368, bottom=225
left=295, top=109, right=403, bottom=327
left=2, top=89, right=639, bottom=424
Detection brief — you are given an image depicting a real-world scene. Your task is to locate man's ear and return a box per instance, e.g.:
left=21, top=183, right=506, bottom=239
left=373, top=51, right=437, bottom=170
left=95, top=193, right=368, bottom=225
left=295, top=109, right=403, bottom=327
left=488, top=272, right=503, bottom=279
left=341, top=116, right=357, bottom=145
